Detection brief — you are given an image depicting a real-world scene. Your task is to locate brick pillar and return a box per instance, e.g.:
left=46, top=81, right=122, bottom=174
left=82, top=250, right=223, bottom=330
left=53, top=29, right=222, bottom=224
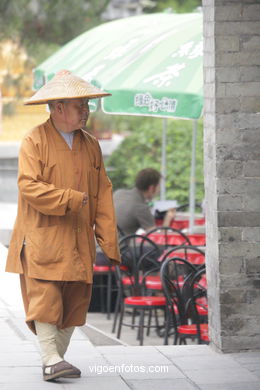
left=203, top=0, right=260, bottom=352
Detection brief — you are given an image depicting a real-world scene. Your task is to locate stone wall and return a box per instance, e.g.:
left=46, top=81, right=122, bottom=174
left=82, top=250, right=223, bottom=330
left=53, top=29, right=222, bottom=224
left=203, top=0, right=260, bottom=352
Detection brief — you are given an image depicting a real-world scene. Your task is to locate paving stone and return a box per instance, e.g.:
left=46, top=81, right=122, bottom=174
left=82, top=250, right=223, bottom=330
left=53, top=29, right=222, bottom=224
left=242, top=363, right=260, bottom=372
left=0, top=366, right=41, bottom=383
left=0, top=367, right=11, bottom=377
left=253, top=371, right=260, bottom=379
left=69, top=338, right=93, bottom=347
left=0, top=352, right=41, bottom=366
left=128, top=378, right=197, bottom=390
left=97, top=345, right=157, bottom=355
left=65, top=339, right=101, bottom=353
left=67, top=350, right=102, bottom=360
left=185, top=367, right=260, bottom=385
left=199, top=383, right=260, bottom=390
left=0, top=309, right=9, bottom=317
left=119, top=364, right=185, bottom=380
left=72, top=327, right=91, bottom=340
left=169, top=355, right=242, bottom=370
left=156, top=345, right=216, bottom=357
left=103, top=352, right=171, bottom=366
left=0, top=343, right=37, bottom=353
left=231, top=353, right=260, bottom=364
left=0, top=339, right=35, bottom=348
left=1, top=382, right=64, bottom=390
left=61, top=376, right=131, bottom=389
left=65, top=355, right=111, bottom=367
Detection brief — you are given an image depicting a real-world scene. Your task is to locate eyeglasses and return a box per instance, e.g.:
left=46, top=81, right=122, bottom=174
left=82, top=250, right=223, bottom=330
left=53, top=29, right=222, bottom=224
left=78, top=99, right=89, bottom=111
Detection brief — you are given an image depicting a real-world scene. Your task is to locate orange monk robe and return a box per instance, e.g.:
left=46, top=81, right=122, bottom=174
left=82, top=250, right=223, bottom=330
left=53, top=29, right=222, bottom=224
left=6, top=118, right=121, bottom=283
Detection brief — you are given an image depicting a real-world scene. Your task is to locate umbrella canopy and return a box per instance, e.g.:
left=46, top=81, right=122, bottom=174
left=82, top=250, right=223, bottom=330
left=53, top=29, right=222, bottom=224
left=33, top=12, right=203, bottom=232
left=34, top=12, right=203, bottom=120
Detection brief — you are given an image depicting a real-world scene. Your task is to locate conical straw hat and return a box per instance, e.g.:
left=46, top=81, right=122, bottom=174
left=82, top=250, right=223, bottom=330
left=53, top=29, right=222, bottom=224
left=25, top=70, right=111, bottom=105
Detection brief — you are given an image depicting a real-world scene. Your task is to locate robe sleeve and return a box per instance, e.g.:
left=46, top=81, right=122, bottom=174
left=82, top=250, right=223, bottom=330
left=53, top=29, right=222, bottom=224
left=18, top=137, right=84, bottom=216
left=94, top=144, right=121, bottom=264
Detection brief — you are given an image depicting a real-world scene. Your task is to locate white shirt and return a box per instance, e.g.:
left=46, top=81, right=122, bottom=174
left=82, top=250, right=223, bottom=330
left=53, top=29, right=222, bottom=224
left=58, top=129, right=75, bottom=149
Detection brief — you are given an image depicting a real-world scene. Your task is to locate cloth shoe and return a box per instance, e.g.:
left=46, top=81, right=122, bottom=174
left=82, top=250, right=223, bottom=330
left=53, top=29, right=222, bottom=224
left=43, top=360, right=81, bottom=381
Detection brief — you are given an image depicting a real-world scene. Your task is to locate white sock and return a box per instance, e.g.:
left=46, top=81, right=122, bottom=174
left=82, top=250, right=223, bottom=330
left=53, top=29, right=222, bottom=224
left=35, top=321, right=63, bottom=366
left=55, top=326, right=75, bottom=358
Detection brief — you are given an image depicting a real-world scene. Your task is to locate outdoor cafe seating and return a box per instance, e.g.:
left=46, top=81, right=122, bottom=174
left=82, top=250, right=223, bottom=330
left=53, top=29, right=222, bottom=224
left=145, top=226, right=192, bottom=249
left=158, top=245, right=205, bottom=266
left=92, top=204, right=208, bottom=345
left=111, top=227, right=208, bottom=345
left=154, top=202, right=206, bottom=245
left=113, top=234, right=166, bottom=344
left=156, top=215, right=205, bottom=231
left=148, top=224, right=206, bottom=246
left=160, top=258, right=208, bottom=345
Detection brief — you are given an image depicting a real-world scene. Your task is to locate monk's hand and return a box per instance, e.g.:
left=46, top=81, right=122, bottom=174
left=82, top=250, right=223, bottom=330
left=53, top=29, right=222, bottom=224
left=109, top=259, right=120, bottom=267
left=82, top=192, right=88, bottom=206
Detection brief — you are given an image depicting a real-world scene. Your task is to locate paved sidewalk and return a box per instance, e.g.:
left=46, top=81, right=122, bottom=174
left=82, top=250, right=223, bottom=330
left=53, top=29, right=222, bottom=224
left=0, top=243, right=260, bottom=390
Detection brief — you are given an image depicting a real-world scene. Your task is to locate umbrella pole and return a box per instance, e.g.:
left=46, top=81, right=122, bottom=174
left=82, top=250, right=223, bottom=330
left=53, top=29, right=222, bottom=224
left=160, top=118, right=167, bottom=201
left=189, top=120, right=198, bottom=233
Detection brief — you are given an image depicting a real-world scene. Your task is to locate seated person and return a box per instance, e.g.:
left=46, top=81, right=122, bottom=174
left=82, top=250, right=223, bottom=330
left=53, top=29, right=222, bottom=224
left=113, top=168, right=176, bottom=236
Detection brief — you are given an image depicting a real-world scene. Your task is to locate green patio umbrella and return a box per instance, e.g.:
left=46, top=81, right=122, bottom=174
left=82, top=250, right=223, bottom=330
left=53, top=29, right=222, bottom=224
left=34, top=12, right=203, bottom=231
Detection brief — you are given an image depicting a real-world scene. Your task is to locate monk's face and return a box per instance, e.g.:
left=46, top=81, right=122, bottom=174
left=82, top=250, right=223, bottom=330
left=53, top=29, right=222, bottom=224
left=56, top=98, right=90, bottom=132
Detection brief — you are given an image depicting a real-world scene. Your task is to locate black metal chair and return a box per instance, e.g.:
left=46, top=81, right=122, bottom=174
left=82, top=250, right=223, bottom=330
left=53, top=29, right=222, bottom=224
left=184, top=266, right=209, bottom=343
left=114, top=257, right=166, bottom=345
left=144, top=226, right=191, bottom=251
left=115, top=266, right=166, bottom=345
left=158, top=245, right=205, bottom=267
left=160, top=256, right=197, bottom=344
left=111, top=233, right=161, bottom=334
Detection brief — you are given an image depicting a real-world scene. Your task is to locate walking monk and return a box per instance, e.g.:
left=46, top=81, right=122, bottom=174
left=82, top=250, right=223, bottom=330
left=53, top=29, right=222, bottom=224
left=6, top=70, right=121, bottom=381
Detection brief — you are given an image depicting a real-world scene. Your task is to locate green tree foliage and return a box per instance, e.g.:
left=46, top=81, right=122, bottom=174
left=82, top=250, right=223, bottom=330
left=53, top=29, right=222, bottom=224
left=0, top=0, right=201, bottom=63
left=106, top=116, right=204, bottom=205
left=145, top=0, right=201, bottom=13
left=0, top=0, right=110, bottom=63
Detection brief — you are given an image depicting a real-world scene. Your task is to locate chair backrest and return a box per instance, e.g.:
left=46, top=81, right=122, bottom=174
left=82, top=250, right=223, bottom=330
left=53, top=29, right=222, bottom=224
left=181, top=266, right=208, bottom=342
left=184, top=266, right=207, bottom=321
left=116, top=234, right=160, bottom=295
left=159, top=245, right=205, bottom=266
left=119, top=234, right=159, bottom=266
left=160, top=256, right=197, bottom=324
left=145, top=226, right=192, bottom=250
